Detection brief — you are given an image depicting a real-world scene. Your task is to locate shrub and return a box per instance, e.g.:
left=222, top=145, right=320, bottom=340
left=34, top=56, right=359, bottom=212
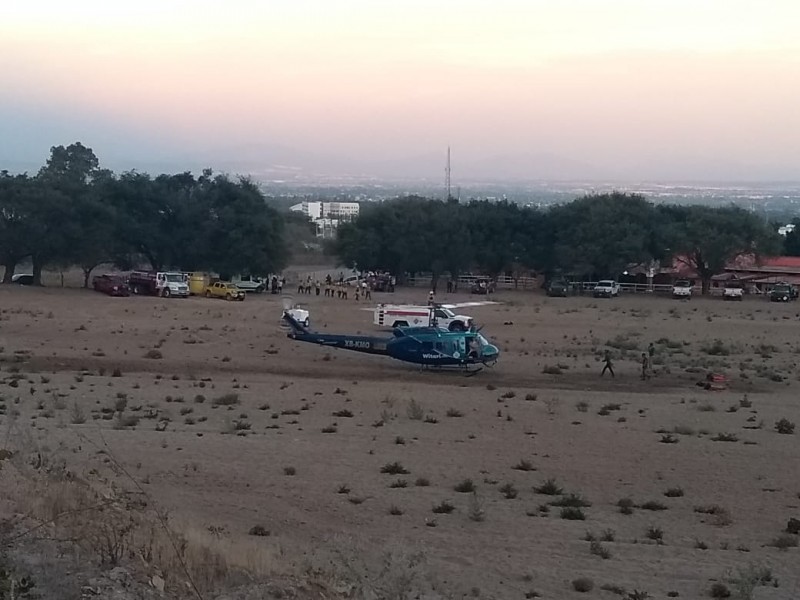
left=664, top=487, right=684, bottom=498
left=589, top=540, right=612, bottom=559
left=388, top=505, right=403, bottom=516
left=381, top=462, right=409, bottom=475
left=283, top=466, right=296, bottom=476
left=711, top=433, right=738, bottom=442
left=454, top=479, right=476, bottom=493
left=446, top=408, right=464, bottom=417
left=549, top=493, right=591, bottom=508
left=542, top=365, right=562, bottom=375
left=432, top=500, right=455, bottom=514
left=768, top=534, right=799, bottom=550
left=332, top=409, right=353, bottom=418
left=560, top=507, right=585, bottom=520
left=512, top=459, right=535, bottom=472
left=534, top=478, right=563, bottom=495
left=321, top=425, right=338, bottom=433
left=249, top=525, right=270, bottom=536
left=775, top=418, right=795, bottom=434
left=645, top=526, right=663, bottom=542
left=143, top=349, right=163, bottom=360
left=572, top=578, right=594, bottom=592
left=336, top=484, right=351, bottom=494
left=709, top=582, right=731, bottom=598
left=576, top=401, right=589, bottom=413
left=389, top=479, right=408, bottom=489
left=70, top=402, right=87, bottom=424
left=212, top=393, right=240, bottom=406
left=468, top=493, right=486, bottom=522
left=414, top=477, right=430, bottom=487
left=499, top=483, right=518, bottom=499
left=640, top=500, right=668, bottom=511
left=407, top=398, right=424, bottom=420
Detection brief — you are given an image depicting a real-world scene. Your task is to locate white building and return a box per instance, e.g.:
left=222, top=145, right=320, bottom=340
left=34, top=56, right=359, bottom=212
left=289, top=201, right=360, bottom=238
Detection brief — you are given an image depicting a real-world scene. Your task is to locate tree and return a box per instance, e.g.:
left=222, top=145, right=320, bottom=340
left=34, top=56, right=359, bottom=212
left=783, top=220, right=800, bottom=256
left=660, top=204, right=781, bottom=294
left=0, top=173, right=37, bottom=282
left=547, top=192, right=663, bottom=279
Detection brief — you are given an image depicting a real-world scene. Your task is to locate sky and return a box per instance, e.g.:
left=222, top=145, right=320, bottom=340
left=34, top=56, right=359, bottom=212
left=1, top=0, right=799, bottom=181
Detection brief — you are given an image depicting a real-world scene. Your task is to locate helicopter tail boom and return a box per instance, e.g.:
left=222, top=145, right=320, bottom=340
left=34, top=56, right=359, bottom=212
left=282, top=311, right=389, bottom=356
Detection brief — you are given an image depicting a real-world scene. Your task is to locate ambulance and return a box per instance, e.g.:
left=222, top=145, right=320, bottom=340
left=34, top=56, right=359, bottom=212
left=373, top=304, right=473, bottom=332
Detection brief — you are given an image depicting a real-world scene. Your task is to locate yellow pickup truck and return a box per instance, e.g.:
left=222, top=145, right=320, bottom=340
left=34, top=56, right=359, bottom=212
left=204, top=281, right=246, bottom=301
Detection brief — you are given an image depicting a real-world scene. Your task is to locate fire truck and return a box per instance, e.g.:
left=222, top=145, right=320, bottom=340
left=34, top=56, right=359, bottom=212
left=128, top=271, right=190, bottom=298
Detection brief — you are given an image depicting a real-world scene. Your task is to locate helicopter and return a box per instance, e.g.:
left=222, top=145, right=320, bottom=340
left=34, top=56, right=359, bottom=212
left=281, top=306, right=500, bottom=372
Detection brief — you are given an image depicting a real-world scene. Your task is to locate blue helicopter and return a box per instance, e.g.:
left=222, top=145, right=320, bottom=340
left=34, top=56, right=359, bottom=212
left=281, top=307, right=500, bottom=372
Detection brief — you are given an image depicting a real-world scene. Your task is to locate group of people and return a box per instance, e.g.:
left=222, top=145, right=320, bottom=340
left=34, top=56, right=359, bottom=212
left=601, top=342, right=656, bottom=380
left=297, top=274, right=373, bottom=301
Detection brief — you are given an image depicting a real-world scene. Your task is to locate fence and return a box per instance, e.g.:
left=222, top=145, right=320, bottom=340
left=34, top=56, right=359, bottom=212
left=403, top=276, right=684, bottom=295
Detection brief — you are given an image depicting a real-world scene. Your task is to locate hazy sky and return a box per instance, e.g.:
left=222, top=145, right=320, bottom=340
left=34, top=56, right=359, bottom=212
left=2, top=0, right=799, bottom=181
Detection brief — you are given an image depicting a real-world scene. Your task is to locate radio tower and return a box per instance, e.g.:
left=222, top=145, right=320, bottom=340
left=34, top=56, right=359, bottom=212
left=445, top=146, right=451, bottom=201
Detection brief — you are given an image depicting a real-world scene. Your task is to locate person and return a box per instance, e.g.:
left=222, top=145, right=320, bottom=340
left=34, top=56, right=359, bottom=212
left=315, top=280, right=321, bottom=296
left=362, top=280, right=371, bottom=301
left=277, top=277, right=284, bottom=294
left=354, top=286, right=360, bottom=302
left=468, top=337, right=480, bottom=359
left=428, top=290, right=435, bottom=306
left=601, top=351, right=614, bottom=378
left=648, top=342, right=655, bottom=359
left=641, top=352, right=650, bottom=380
left=446, top=278, right=453, bottom=294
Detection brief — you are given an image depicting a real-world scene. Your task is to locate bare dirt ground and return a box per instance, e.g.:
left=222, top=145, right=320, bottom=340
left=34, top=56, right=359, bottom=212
left=2, top=283, right=800, bottom=599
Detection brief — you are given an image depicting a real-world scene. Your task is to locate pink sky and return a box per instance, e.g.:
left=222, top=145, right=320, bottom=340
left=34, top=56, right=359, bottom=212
left=2, top=0, right=799, bottom=180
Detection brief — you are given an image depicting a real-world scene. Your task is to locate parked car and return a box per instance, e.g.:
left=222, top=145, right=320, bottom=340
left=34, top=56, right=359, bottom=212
left=10, top=274, right=34, bottom=285
left=723, top=281, right=744, bottom=301
left=92, top=274, right=130, bottom=297
left=205, top=281, right=246, bottom=301
left=672, top=279, right=693, bottom=300
left=769, top=282, right=797, bottom=302
left=231, top=275, right=266, bottom=293
left=593, top=280, right=619, bottom=298
left=546, top=279, right=569, bottom=297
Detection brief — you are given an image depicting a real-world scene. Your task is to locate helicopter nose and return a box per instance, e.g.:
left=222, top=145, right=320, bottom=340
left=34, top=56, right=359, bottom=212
left=484, top=344, right=500, bottom=358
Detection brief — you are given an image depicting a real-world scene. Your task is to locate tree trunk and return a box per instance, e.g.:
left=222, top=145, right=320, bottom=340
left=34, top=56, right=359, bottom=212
left=32, top=257, right=43, bottom=286
left=82, top=266, right=93, bottom=288
left=701, top=275, right=711, bottom=295
left=2, top=258, right=17, bottom=283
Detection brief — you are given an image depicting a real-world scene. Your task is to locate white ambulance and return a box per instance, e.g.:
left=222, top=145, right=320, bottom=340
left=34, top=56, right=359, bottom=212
left=373, top=304, right=473, bottom=331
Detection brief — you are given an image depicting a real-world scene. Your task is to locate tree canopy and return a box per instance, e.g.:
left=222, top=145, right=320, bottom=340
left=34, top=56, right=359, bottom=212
left=333, top=193, right=780, bottom=292
left=0, top=143, right=290, bottom=285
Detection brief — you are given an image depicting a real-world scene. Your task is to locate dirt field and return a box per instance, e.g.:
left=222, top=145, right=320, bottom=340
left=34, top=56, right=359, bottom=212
left=2, top=284, right=800, bottom=599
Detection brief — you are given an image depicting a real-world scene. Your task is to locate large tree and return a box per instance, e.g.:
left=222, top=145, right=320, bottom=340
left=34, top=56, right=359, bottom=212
left=659, top=204, right=781, bottom=293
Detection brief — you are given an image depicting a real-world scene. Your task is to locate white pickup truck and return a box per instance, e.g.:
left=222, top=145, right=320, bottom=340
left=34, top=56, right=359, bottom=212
left=672, top=280, right=693, bottom=299
left=374, top=304, right=473, bottom=331
left=723, top=282, right=744, bottom=301
left=593, top=280, right=620, bottom=298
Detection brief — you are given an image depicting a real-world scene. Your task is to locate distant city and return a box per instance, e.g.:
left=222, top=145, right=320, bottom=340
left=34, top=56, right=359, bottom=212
left=264, top=178, right=800, bottom=222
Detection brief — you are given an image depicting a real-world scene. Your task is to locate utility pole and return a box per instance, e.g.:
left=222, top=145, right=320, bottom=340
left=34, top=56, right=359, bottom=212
left=445, top=146, right=451, bottom=201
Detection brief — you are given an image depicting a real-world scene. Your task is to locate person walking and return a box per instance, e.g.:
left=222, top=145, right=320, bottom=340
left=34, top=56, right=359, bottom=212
left=641, top=352, right=650, bottom=380
left=648, top=342, right=655, bottom=359
left=601, top=351, right=615, bottom=378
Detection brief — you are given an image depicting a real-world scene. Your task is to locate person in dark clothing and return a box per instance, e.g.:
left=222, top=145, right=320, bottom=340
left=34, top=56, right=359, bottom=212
left=641, top=352, right=650, bottom=380
left=648, top=342, right=655, bottom=359
left=601, top=351, right=614, bottom=378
